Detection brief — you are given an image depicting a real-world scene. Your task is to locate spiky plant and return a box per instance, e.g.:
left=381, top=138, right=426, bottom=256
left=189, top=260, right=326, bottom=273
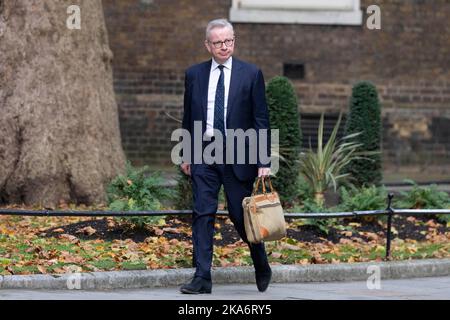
left=298, top=113, right=377, bottom=206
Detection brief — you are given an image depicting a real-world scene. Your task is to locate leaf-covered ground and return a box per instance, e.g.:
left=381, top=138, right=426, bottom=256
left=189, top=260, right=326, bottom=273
left=0, top=204, right=449, bottom=275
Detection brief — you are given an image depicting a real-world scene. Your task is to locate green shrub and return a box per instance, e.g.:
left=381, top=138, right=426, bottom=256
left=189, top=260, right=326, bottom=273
left=439, top=213, right=450, bottom=224
left=106, top=162, right=172, bottom=229
left=174, top=166, right=193, bottom=210
left=305, top=218, right=338, bottom=236
left=394, top=179, right=450, bottom=209
left=266, top=76, right=302, bottom=203
left=297, top=175, right=313, bottom=203
left=293, top=199, right=337, bottom=235
left=394, top=179, right=450, bottom=224
left=344, top=81, right=382, bottom=187
left=338, top=185, right=388, bottom=212
left=299, top=199, right=332, bottom=214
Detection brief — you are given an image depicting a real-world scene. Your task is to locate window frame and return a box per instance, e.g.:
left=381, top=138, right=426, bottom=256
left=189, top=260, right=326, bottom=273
left=229, top=0, right=363, bottom=25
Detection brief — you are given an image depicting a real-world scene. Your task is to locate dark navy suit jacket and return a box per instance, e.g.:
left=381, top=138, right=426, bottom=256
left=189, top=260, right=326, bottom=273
left=182, top=57, right=271, bottom=181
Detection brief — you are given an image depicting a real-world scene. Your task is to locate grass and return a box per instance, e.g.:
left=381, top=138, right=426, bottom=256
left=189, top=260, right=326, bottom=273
left=121, top=261, right=147, bottom=270
left=91, top=259, right=116, bottom=270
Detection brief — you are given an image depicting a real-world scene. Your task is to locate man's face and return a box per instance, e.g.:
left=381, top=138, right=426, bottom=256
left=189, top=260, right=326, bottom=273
left=205, top=27, right=235, bottom=64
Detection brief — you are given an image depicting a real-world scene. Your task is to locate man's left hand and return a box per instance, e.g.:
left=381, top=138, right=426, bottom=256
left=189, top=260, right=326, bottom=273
left=258, top=167, right=271, bottom=177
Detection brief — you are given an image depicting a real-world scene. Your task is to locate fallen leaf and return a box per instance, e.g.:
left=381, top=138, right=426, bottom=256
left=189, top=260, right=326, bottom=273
left=86, top=264, right=100, bottom=272
left=63, top=265, right=82, bottom=273
left=349, top=222, right=361, bottom=227
left=122, top=252, right=140, bottom=262
left=147, top=262, right=160, bottom=269
left=59, top=234, right=80, bottom=244
left=425, top=220, right=437, bottom=228
left=341, top=231, right=353, bottom=237
left=76, top=226, right=97, bottom=236
left=107, top=220, right=115, bottom=228
left=365, top=232, right=379, bottom=241
left=37, top=265, right=47, bottom=274
left=161, top=244, right=171, bottom=253
left=407, top=246, right=418, bottom=254
left=280, top=243, right=301, bottom=251
left=270, top=252, right=283, bottom=259
left=59, top=251, right=85, bottom=264
left=220, top=260, right=231, bottom=267
left=311, top=254, right=326, bottom=264
left=162, top=227, right=181, bottom=234
left=53, top=228, right=65, bottom=233
left=331, top=258, right=341, bottom=264
left=145, top=237, right=159, bottom=244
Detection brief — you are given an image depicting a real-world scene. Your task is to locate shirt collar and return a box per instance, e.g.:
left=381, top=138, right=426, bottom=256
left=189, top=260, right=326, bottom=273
left=212, top=57, right=232, bottom=71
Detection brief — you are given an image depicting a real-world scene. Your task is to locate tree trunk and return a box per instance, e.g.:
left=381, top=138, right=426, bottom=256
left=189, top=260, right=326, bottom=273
left=0, top=1, right=126, bottom=206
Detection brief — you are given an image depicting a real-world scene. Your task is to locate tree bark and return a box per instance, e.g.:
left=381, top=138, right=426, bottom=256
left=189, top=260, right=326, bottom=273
left=0, top=1, right=126, bottom=206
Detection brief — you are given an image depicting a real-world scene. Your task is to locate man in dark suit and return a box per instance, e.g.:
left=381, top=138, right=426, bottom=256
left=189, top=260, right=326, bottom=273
left=179, top=18, right=272, bottom=294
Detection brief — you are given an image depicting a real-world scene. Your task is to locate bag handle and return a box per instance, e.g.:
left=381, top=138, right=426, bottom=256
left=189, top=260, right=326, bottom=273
left=251, top=176, right=275, bottom=196
left=265, top=176, right=275, bottom=193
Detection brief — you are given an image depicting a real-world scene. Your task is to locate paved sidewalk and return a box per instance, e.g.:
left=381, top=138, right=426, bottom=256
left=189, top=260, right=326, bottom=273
left=1, top=276, right=449, bottom=300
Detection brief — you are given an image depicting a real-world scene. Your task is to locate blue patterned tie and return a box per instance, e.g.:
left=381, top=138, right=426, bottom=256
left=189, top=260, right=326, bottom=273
left=214, top=65, right=225, bottom=138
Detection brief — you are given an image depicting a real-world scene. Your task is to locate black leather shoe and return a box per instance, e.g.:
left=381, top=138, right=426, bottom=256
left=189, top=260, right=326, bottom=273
left=255, top=269, right=272, bottom=292
left=180, top=277, right=212, bottom=294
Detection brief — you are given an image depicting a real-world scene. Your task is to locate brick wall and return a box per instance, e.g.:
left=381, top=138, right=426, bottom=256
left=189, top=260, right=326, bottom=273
left=103, top=0, right=450, bottom=176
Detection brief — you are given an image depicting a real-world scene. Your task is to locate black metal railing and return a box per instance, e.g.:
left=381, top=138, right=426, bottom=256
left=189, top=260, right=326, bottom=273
left=0, top=193, right=449, bottom=260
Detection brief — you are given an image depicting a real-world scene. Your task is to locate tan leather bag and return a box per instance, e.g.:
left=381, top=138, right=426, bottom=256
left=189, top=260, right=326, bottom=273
left=243, top=177, right=286, bottom=244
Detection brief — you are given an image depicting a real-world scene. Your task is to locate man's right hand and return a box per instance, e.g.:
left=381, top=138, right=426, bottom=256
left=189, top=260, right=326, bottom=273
left=180, top=163, right=191, bottom=176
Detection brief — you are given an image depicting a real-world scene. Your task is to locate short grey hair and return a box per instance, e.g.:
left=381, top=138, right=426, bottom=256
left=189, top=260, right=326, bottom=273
left=205, top=19, right=234, bottom=40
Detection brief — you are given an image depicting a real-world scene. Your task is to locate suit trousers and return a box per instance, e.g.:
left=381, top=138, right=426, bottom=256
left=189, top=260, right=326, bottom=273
left=190, top=162, right=270, bottom=280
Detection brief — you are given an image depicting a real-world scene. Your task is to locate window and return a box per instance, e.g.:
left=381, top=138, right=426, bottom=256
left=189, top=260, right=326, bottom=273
left=283, top=63, right=305, bottom=80
left=229, top=0, right=362, bottom=25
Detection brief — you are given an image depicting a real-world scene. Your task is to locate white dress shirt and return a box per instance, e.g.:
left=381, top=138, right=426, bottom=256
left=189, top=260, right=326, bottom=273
left=205, top=57, right=232, bottom=138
